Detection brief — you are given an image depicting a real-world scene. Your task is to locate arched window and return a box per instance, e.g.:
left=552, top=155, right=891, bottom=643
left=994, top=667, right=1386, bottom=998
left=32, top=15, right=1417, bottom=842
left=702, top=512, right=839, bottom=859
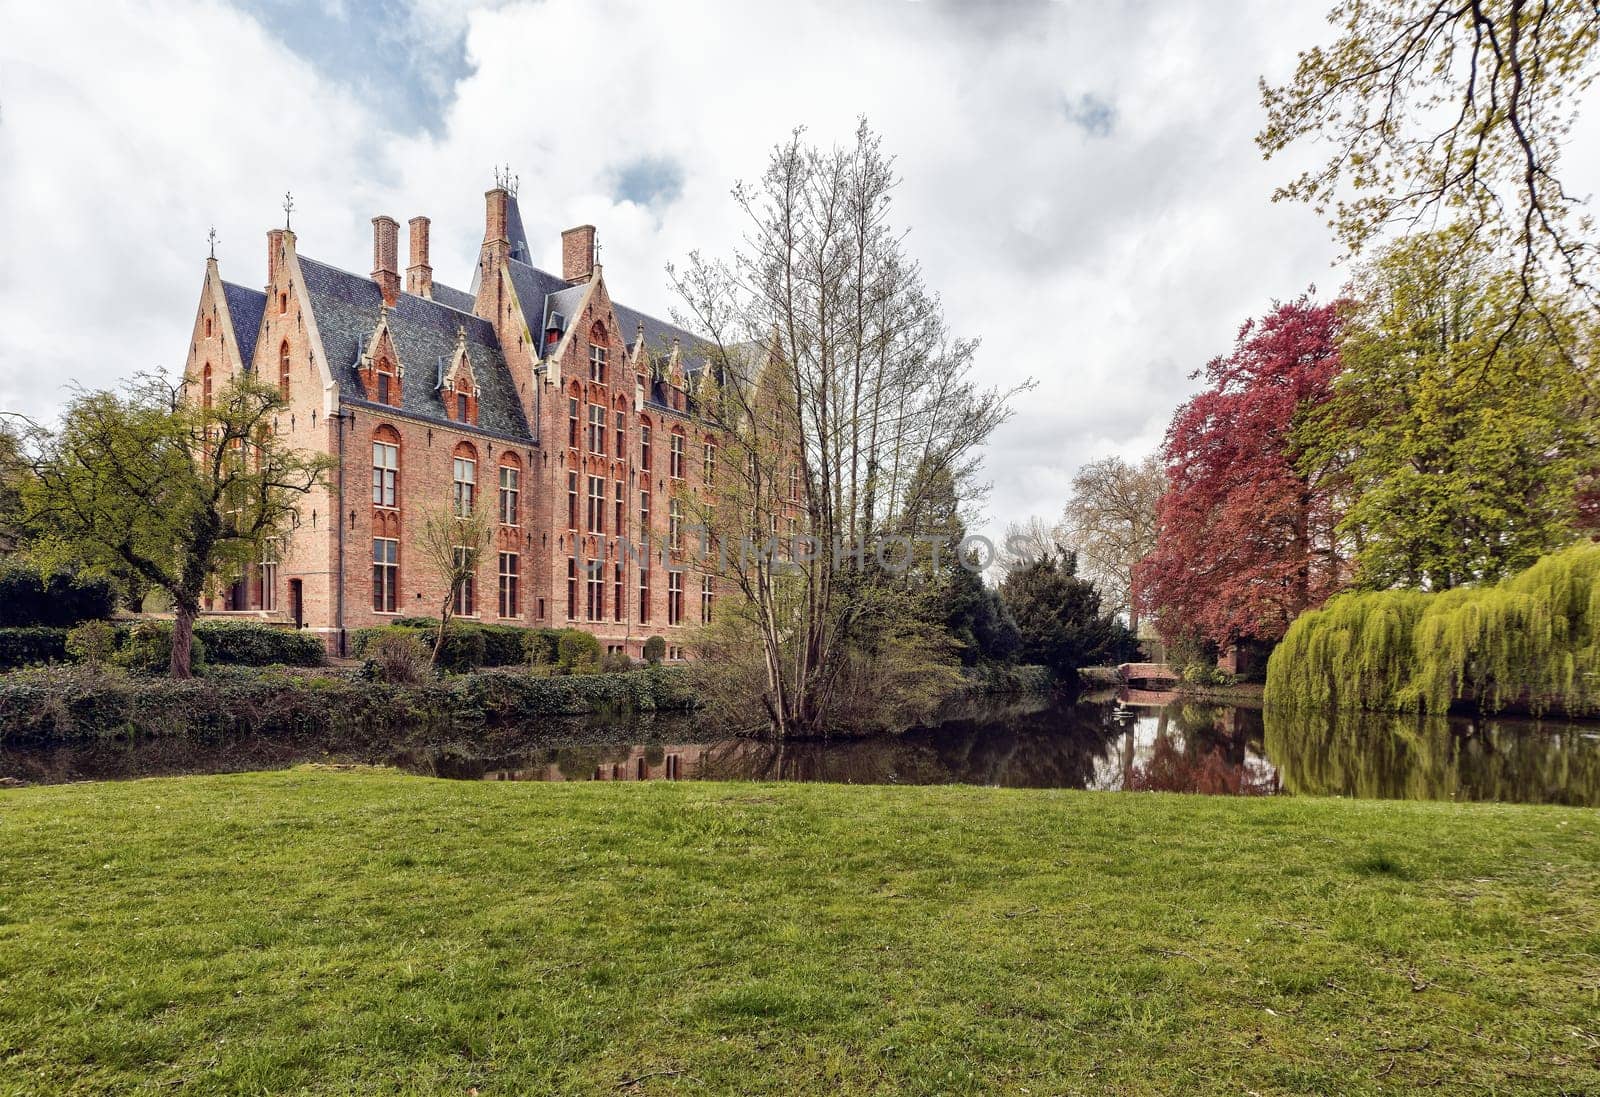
left=202, top=363, right=213, bottom=409
left=588, top=321, right=608, bottom=383
left=372, top=425, right=400, bottom=509
left=278, top=341, right=291, bottom=400
left=498, top=453, right=521, bottom=527
left=452, top=441, right=478, bottom=516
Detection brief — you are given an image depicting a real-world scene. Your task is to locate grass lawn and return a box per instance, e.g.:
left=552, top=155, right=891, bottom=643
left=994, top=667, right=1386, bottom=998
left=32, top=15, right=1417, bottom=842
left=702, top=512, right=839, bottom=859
left=1, top=769, right=1597, bottom=1095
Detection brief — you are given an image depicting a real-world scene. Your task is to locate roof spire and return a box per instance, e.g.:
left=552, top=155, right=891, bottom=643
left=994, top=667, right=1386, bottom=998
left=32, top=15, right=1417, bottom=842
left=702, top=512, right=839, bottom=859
left=207, top=226, right=218, bottom=260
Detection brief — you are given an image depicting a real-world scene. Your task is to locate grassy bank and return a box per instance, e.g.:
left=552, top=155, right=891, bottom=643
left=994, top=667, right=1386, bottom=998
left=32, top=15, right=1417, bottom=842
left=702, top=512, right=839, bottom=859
left=1, top=772, right=1596, bottom=1095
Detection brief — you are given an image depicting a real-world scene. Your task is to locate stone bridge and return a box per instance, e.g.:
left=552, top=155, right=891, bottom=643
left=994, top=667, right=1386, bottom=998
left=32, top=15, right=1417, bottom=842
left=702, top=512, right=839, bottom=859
left=1118, top=662, right=1179, bottom=687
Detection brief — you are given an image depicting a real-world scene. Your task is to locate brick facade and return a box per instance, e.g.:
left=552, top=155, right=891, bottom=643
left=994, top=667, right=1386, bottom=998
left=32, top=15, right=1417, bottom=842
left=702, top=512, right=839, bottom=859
left=182, top=183, right=731, bottom=660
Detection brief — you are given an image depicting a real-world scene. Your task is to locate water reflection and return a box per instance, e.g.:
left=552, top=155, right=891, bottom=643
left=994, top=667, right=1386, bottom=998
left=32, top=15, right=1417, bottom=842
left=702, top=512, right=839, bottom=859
left=3, top=693, right=1596, bottom=804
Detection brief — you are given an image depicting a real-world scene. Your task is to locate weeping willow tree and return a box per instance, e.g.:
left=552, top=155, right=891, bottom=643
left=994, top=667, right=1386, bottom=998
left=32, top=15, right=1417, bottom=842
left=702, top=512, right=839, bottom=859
left=1268, top=541, right=1600, bottom=715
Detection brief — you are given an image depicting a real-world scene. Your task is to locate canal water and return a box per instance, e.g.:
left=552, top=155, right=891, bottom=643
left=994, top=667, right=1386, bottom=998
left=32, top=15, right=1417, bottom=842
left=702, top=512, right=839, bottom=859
left=4, top=690, right=1597, bottom=805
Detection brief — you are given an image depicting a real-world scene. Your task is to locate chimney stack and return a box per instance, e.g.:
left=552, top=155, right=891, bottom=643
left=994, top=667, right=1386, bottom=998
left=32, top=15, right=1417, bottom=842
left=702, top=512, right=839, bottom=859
left=407, top=216, right=432, bottom=299
left=561, top=225, right=597, bottom=283
left=371, top=215, right=400, bottom=306
left=485, top=187, right=509, bottom=246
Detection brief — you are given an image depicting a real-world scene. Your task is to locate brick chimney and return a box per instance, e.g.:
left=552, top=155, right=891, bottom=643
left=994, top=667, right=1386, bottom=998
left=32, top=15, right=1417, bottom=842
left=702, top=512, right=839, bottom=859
left=562, top=225, right=596, bottom=282
left=371, top=215, right=400, bottom=306
left=406, top=216, right=432, bottom=299
left=484, top=187, right=509, bottom=247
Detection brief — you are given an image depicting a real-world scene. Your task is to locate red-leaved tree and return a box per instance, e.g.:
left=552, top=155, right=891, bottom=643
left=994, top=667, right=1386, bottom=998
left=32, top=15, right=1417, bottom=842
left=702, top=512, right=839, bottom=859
left=1133, top=297, right=1345, bottom=650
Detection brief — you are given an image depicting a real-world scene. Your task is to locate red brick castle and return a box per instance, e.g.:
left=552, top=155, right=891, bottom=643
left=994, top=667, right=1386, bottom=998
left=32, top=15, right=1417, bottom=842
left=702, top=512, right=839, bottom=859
left=183, top=179, right=720, bottom=658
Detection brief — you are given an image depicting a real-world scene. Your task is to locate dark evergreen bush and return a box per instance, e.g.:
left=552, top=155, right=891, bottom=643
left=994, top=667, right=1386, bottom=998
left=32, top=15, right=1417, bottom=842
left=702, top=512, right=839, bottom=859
left=0, top=627, right=69, bottom=669
left=557, top=629, right=603, bottom=672
left=0, top=561, right=116, bottom=628
left=643, top=635, right=666, bottom=665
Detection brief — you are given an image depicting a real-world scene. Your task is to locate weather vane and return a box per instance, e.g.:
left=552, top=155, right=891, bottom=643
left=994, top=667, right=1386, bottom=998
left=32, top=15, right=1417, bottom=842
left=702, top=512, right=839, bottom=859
left=493, top=164, right=519, bottom=197
left=282, top=191, right=295, bottom=230
left=207, top=226, right=218, bottom=260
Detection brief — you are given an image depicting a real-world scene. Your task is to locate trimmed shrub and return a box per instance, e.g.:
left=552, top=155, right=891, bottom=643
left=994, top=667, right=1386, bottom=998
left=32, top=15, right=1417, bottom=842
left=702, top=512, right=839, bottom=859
left=435, top=624, right=487, bottom=673
left=0, top=627, right=69, bottom=669
left=643, top=635, right=666, bottom=665
left=113, top=620, right=206, bottom=674
left=556, top=629, right=602, bottom=673
left=65, top=620, right=118, bottom=667
left=0, top=561, right=116, bottom=628
left=479, top=624, right=527, bottom=667
left=194, top=621, right=324, bottom=666
left=600, top=650, right=632, bottom=673
left=350, top=625, right=416, bottom=659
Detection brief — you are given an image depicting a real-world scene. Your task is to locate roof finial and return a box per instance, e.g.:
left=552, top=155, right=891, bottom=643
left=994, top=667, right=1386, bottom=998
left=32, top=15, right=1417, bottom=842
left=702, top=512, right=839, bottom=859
left=593, top=233, right=601, bottom=267
left=207, top=226, right=219, bottom=260
left=282, top=191, right=295, bottom=230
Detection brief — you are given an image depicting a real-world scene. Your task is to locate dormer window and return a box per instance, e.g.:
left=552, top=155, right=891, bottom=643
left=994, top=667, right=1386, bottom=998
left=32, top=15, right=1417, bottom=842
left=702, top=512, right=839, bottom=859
left=457, top=392, right=469, bottom=420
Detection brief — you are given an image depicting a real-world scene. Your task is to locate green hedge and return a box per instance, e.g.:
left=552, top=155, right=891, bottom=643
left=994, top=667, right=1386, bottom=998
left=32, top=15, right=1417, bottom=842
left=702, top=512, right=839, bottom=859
left=194, top=621, right=324, bottom=666
left=351, top=622, right=620, bottom=673
left=0, top=627, right=70, bottom=670
left=0, top=665, right=696, bottom=743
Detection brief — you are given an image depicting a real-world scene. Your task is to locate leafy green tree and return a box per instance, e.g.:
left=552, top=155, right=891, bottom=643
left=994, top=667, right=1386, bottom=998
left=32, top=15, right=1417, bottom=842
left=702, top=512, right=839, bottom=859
left=0, top=423, right=26, bottom=557
left=1298, top=230, right=1596, bottom=590
left=10, top=373, right=328, bottom=678
left=1000, top=551, right=1130, bottom=683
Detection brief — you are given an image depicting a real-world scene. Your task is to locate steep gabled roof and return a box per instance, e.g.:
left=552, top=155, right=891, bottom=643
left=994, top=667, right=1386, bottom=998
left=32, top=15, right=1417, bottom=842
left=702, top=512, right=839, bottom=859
left=430, top=281, right=475, bottom=314
left=221, top=281, right=266, bottom=370
left=298, top=255, right=532, bottom=441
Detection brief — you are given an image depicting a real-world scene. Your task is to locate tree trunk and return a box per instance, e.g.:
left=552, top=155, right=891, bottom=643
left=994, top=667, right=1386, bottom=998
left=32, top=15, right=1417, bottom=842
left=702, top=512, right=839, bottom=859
left=170, top=601, right=198, bottom=680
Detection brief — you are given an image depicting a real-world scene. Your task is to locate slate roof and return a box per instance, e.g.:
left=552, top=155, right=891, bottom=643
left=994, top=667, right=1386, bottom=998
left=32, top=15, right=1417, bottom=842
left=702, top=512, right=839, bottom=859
left=430, top=281, right=475, bottom=314
left=221, top=281, right=265, bottom=370
left=298, top=256, right=533, bottom=442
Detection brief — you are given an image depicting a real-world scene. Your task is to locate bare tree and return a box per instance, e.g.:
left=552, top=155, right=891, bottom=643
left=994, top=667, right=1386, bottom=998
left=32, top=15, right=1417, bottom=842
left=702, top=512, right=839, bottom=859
left=670, top=121, right=1029, bottom=737
left=1259, top=0, right=1600, bottom=327
left=994, top=516, right=1065, bottom=582
left=415, top=501, right=493, bottom=667
left=1060, top=454, right=1164, bottom=632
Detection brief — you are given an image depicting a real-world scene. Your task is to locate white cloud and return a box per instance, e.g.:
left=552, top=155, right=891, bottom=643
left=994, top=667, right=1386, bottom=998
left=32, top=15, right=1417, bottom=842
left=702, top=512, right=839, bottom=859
left=0, top=0, right=1372, bottom=537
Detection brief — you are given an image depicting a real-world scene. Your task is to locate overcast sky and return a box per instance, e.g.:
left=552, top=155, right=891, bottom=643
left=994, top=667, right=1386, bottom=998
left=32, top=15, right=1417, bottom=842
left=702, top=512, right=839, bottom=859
left=0, top=0, right=1352, bottom=538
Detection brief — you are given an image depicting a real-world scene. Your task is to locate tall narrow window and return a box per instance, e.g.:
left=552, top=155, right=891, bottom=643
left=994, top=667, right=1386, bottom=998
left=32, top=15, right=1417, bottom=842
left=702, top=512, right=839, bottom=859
left=499, top=464, right=520, bottom=526
left=588, top=403, right=605, bottom=454
left=279, top=341, right=291, bottom=399
left=498, top=552, right=519, bottom=617
left=378, top=372, right=390, bottom=403
left=568, top=397, right=580, bottom=448
left=372, top=436, right=398, bottom=507
left=373, top=538, right=398, bottom=613
left=456, top=392, right=469, bottom=421
left=703, top=441, right=716, bottom=485
left=452, top=455, right=476, bottom=516
left=614, top=480, right=625, bottom=540
left=453, top=546, right=476, bottom=616
left=587, top=476, right=605, bottom=534
left=668, top=498, right=683, bottom=551
left=613, top=563, right=624, bottom=623
left=668, top=570, right=683, bottom=626
left=639, top=489, right=651, bottom=537
left=567, top=558, right=578, bottom=619
left=641, top=423, right=652, bottom=470
left=639, top=566, right=651, bottom=624
left=670, top=431, right=685, bottom=480
left=614, top=409, right=626, bottom=459
left=260, top=561, right=278, bottom=612
left=586, top=562, right=603, bottom=621
left=789, top=465, right=801, bottom=502
left=567, top=470, right=578, bottom=530
left=701, top=575, right=715, bottom=624
left=202, top=363, right=213, bottom=409
left=589, top=342, right=607, bottom=383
